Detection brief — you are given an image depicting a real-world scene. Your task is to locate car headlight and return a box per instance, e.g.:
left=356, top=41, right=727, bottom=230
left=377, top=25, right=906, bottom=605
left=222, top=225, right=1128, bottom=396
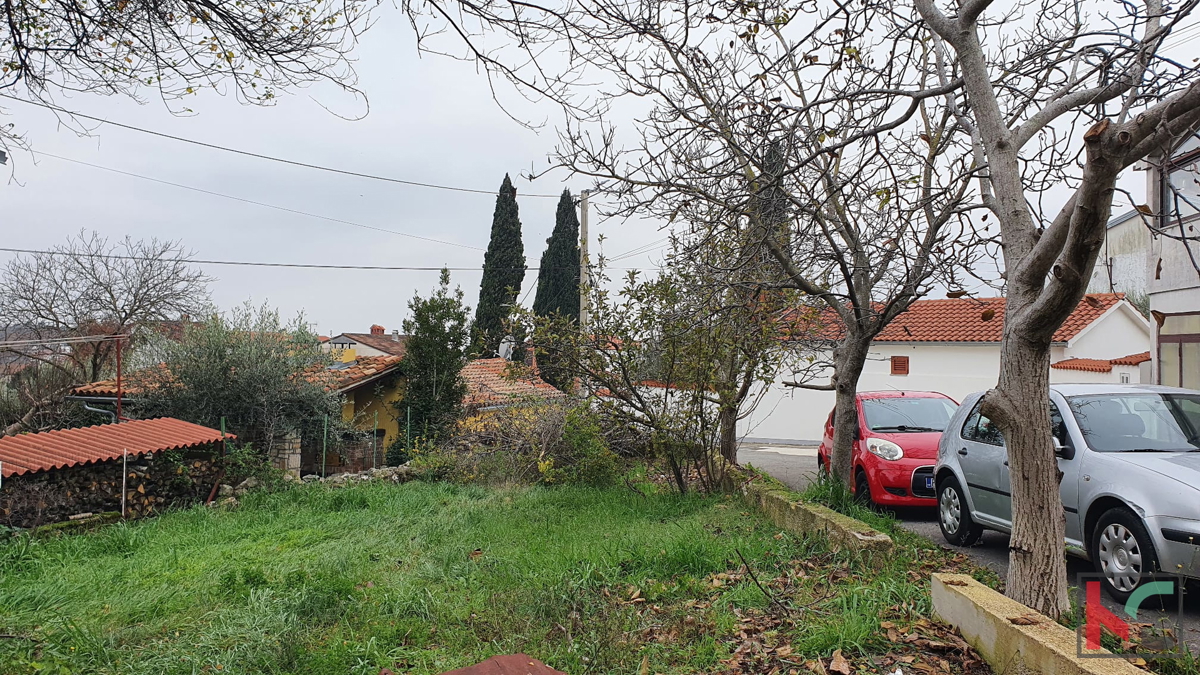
left=866, top=438, right=904, bottom=460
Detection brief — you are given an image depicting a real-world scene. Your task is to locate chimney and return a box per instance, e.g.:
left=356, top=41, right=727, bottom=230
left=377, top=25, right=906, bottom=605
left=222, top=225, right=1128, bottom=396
left=392, top=329, right=400, bottom=342
left=370, top=324, right=385, bottom=336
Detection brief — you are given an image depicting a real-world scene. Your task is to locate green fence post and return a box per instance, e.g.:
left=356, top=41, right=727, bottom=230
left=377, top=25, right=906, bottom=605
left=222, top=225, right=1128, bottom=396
left=322, top=415, right=328, bottom=478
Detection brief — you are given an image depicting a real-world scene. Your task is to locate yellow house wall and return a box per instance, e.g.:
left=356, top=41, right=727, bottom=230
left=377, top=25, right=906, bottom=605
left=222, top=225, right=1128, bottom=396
left=341, top=374, right=405, bottom=449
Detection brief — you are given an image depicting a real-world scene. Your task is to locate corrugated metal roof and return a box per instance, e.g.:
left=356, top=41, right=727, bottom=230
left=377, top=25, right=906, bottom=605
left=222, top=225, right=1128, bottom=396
left=0, top=418, right=233, bottom=478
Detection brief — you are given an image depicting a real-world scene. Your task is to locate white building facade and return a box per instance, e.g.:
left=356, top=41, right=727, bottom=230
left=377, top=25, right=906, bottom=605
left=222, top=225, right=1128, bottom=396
left=744, top=295, right=1152, bottom=444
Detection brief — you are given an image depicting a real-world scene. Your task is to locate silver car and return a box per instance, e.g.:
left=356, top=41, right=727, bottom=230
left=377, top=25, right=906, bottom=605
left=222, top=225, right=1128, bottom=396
left=935, top=384, right=1200, bottom=600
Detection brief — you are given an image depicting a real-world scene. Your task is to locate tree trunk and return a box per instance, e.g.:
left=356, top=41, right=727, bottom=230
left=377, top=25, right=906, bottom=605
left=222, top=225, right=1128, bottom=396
left=718, top=404, right=738, bottom=464
left=829, top=337, right=870, bottom=486
left=984, top=296, right=1069, bottom=618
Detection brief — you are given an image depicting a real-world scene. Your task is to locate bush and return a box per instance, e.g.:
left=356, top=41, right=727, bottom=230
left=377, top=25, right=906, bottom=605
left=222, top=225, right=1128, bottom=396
left=541, top=407, right=620, bottom=487
left=429, top=402, right=622, bottom=487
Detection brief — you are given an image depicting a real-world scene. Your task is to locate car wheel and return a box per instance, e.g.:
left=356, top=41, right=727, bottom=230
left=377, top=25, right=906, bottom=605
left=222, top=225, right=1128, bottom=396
left=937, top=475, right=982, bottom=547
left=1092, top=508, right=1161, bottom=603
left=854, top=469, right=874, bottom=506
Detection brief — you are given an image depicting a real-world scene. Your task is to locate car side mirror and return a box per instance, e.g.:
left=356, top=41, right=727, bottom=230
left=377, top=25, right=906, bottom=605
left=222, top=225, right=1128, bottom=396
left=1053, top=437, right=1074, bottom=460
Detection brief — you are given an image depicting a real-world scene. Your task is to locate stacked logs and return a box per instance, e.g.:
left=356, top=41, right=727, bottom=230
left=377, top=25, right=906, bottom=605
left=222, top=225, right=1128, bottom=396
left=0, top=447, right=222, bottom=529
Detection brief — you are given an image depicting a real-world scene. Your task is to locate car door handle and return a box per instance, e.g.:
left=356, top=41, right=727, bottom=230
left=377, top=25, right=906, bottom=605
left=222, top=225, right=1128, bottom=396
left=958, top=448, right=968, bottom=456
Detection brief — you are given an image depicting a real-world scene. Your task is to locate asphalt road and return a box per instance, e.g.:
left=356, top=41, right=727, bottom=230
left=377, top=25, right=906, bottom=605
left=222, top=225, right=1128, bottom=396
left=737, top=443, right=1200, bottom=654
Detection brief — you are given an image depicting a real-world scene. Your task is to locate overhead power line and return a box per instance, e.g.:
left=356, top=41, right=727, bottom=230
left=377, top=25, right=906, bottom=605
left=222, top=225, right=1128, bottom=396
left=36, top=151, right=485, bottom=251
left=0, top=334, right=127, bottom=348
left=1, top=94, right=566, bottom=198
left=0, top=246, right=645, bottom=272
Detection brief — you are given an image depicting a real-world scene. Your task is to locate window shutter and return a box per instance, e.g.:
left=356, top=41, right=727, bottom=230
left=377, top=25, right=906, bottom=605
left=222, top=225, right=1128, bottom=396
left=891, top=355, right=910, bottom=376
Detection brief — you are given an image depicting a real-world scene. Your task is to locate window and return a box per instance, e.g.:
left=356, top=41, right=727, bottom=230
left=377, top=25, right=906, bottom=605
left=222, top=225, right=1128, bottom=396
left=862, top=397, right=957, bottom=432
left=1158, top=313, right=1200, bottom=387
left=960, top=403, right=1002, bottom=445
left=891, top=355, right=910, bottom=376
left=1069, top=393, right=1200, bottom=452
left=1120, top=372, right=1131, bottom=384
left=961, top=401, right=1070, bottom=448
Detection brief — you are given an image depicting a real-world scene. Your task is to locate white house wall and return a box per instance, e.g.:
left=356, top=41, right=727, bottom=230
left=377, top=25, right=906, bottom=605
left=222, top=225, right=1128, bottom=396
left=1065, top=306, right=1152, bottom=360
left=745, top=343, right=1006, bottom=443
left=1088, top=215, right=1151, bottom=297
left=745, top=303, right=1151, bottom=443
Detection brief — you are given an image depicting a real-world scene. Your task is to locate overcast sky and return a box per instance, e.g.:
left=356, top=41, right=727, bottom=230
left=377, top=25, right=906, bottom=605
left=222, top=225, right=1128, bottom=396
left=4, top=8, right=1186, bottom=335
left=0, top=12, right=668, bottom=337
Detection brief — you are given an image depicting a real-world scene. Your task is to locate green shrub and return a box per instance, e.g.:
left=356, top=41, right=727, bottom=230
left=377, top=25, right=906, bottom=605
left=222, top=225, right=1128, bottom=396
left=548, top=407, right=619, bottom=487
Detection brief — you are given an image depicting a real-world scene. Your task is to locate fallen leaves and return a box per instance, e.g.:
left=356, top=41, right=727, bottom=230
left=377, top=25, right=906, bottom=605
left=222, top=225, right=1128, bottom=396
left=828, top=649, right=851, bottom=675
left=1007, top=614, right=1042, bottom=626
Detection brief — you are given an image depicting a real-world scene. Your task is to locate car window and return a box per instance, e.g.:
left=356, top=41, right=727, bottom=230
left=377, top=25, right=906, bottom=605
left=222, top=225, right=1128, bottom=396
left=960, top=401, right=1003, bottom=446
left=961, top=400, right=1070, bottom=448
left=861, top=397, right=957, bottom=432
left=961, top=403, right=982, bottom=441
left=1050, top=403, right=1069, bottom=446
left=1069, top=393, right=1200, bottom=452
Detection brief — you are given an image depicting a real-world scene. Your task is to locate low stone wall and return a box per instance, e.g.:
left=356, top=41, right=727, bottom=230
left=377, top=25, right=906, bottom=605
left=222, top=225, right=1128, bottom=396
left=727, top=463, right=893, bottom=556
left=0, top=447, right=222, bottom=529
left=931, top=574, right=1144, bottom=675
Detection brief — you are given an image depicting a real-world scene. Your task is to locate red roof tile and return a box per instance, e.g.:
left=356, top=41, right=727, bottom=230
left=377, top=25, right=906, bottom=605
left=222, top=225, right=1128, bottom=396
left=331, top=332, right=409, bottom=357
left=1050, top=357, right=1113, bottom=373
left=0, top=418, right=233, bottom=478
left=462, top=358, right=565, bottom=408
left=313, top=355, right=403, bottom=392
left=1110, top=351, right=1151, bottom=366
left=1051, top=350, right=1152, bottom=373
left=72, top=356, right=403, bottom=398
left=815, top=293, right=1126, bottom=344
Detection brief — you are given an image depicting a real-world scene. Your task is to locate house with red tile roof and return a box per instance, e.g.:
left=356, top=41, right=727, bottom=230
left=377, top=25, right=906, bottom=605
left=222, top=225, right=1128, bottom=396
left=70, top=355, right=407, bottom=474
left=324, top=325, right=409, bottom=358
left=745, top=293, right=1153, bottom=443
left=461, top=358, right=566, bottom=410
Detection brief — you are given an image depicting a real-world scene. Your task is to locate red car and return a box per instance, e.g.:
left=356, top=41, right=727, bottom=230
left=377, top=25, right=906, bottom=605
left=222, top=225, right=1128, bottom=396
left=817, top=391, right=959, bottom=507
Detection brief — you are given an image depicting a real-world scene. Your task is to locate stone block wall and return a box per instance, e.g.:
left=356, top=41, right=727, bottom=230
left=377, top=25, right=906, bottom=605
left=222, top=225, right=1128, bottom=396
left=269, top=432, right=302, bottom=478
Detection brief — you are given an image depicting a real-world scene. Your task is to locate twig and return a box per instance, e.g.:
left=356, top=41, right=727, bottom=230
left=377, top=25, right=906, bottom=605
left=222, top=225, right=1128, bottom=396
left=623, top=475, right=649, bottom=501
left=735, top=548, right=793, bottom=617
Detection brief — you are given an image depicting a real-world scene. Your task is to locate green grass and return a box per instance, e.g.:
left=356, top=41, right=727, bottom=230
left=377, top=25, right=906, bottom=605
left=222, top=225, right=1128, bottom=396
left=1, top=479, right=978, bottom=674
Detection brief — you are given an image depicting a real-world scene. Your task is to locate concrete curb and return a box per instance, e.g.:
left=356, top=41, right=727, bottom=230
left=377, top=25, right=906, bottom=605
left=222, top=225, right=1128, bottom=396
left=931, top=573, right=1143, bottom=675
left=728, top=463, right=893, bottom=555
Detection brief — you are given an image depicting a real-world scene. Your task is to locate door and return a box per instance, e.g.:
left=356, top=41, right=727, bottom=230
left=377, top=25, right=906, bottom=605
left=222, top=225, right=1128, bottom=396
left=1050, top=400, right=1084, bottom=548
left=957, top=402, right=1009, bottom=524
left=990, top=401, right=1080, bottom=540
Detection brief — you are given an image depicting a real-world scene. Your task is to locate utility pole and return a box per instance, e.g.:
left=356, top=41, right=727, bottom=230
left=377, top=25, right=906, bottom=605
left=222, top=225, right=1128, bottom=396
left=579, top=189, right=590, bottom=335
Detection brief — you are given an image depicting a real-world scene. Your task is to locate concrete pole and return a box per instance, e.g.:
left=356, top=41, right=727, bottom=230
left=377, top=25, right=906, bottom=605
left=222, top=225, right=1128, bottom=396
left=579, top=190, right=590, bottom=335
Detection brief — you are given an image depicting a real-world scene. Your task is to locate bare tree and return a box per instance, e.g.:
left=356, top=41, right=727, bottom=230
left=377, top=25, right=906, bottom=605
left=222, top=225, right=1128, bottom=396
left=0, top=231, right=210, bottom=434
left=0, top=0, right=372, bottom=152
left=910, top=0, right=1200, bottom=617
left=362, top=0, right=1200, bottom=616
left=509, top=0, right=986, bottom=486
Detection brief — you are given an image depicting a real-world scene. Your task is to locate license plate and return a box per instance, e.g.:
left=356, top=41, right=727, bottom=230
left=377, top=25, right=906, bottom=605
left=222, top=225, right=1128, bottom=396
left=925, top=476, right=934, bottom=489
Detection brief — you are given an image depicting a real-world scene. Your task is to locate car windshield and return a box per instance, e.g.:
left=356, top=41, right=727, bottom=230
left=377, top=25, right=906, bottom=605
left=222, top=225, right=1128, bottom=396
left=862, top=397, right=957, bottom=432
left=1068, top=393, right=1200, bottom=452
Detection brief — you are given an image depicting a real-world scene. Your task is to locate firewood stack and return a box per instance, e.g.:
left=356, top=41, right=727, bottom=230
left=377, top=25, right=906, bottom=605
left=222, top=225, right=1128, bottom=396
left=1, top=447, right=222, bottom=529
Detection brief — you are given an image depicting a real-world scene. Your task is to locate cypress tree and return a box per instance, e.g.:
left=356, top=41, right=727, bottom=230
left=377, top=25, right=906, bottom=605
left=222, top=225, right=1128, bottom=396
left=474, top=174, right=526, bottom=356
left=532, top=189, right=581, bottom=322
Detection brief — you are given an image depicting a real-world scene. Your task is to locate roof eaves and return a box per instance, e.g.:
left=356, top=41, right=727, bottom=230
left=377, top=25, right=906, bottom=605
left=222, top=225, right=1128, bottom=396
left=334, top=365, right=401, bottom=394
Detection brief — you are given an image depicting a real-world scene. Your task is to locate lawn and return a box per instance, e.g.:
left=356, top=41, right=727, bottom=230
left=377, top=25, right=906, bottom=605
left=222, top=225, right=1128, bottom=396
left=2, top=479, right=977, bottom=675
